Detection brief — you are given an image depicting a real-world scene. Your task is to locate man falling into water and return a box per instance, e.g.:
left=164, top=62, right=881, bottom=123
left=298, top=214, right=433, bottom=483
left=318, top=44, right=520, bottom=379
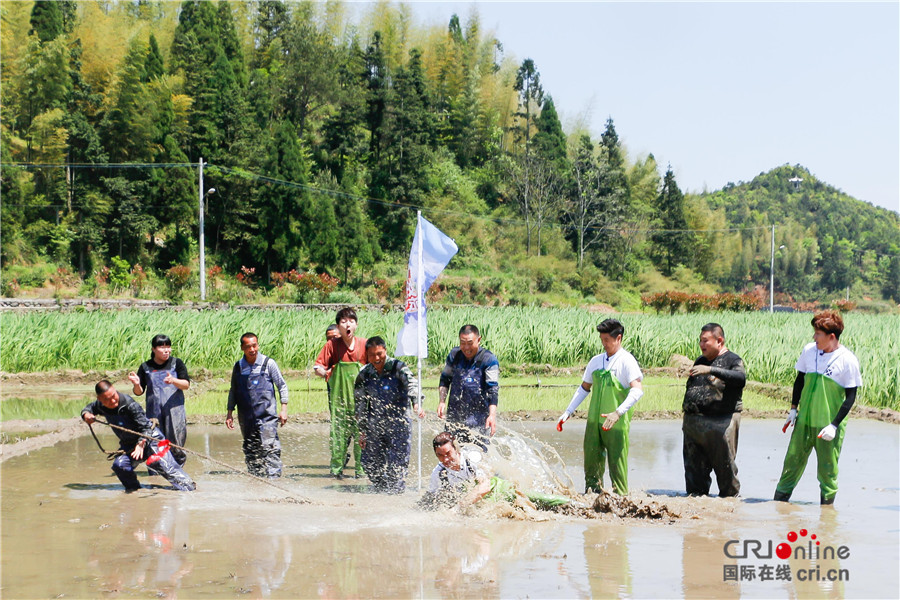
left=557, top=319, right=643, bottom=495
left=420, top=432, right=569, bottom=511
left=437, top=324, right=499, bottom=450
left=774, top=310, right=861, bottom=505
left=314, top=307, right=367, bottom=479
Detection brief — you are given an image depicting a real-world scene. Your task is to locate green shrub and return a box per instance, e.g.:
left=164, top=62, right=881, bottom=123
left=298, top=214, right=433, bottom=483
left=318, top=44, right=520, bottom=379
left=108, top=256, right=132, bottom=291
left=2, top=263, right=54, bottom=288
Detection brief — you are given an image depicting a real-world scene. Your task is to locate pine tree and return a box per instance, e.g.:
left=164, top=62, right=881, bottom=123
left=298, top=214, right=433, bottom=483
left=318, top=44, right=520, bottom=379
left=29, top=0, right=64, bottom=43
left=652, top=167, right=694, bottom=276
left=254, top=120, right=311, bottom=276
left=144, top=33, right=164, bottom=81
left=532, top=96, right=567, bottom=170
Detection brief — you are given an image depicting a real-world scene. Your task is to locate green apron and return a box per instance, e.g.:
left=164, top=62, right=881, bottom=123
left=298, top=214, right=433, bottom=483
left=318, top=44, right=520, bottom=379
left=776, top=373, right=847, bottom=501
left=329, top=361, right=362, bottom=476
left=584, top=369, right=632, bottom=495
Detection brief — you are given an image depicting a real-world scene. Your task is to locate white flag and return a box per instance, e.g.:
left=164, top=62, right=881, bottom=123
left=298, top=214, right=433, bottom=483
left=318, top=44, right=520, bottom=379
left=396, top=213, right=458, bottom=357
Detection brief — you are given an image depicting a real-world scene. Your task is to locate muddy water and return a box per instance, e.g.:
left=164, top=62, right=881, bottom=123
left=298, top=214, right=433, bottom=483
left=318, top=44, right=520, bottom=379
left=2, top=419, right=897, bottom=599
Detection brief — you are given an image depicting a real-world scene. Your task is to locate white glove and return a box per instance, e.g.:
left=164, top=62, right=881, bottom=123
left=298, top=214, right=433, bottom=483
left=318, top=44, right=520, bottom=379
left=818, top=424, right=836, bottom=441
left=782, top=408, right=797, bottom=433
left=556, top=411, right=571, bottom=431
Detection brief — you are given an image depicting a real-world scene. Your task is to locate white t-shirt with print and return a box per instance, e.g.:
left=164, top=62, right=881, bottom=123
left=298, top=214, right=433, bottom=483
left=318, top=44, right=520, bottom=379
left=795, top=343, right=862, bottom=389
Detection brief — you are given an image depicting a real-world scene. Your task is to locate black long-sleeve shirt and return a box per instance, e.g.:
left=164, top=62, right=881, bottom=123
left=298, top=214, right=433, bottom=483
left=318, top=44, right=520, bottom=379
left=682, top=350, right=746, bottom=416
left=81, top=393, right=154, bottom=451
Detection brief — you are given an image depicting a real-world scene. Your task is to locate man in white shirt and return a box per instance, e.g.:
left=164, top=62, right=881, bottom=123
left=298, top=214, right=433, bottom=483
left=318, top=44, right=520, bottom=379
left=557, top=318, right=643, bottom=495
left=775, top=311, right=862, bottom=505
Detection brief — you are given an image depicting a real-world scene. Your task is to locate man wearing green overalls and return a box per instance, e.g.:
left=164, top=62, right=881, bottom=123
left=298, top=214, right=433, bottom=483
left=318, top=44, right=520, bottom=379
left=775, top=310, right=862, bottom=505
left=315, top=307, right=367, bottom=479
left=557, top=319, right=644, bottom=495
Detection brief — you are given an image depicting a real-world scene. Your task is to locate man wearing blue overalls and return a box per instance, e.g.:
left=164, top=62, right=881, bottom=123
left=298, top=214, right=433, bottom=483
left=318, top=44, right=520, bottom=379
left=225, top=332, right=289, bottom=478
left=354, top=337, right=423, bottom=493
left=437, top=324, right=500, bottom=450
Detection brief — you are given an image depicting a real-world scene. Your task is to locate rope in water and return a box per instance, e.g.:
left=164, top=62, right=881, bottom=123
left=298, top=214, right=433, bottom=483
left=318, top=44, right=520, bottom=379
left=87, top=418, right=311, bottom=503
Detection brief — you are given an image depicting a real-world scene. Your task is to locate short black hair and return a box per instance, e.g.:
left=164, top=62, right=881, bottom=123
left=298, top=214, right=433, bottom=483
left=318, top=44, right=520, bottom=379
left=459, top=324, right=480, bottom=336
left=94, top=379, right=113, bottom=395
left=433, top=431, right=456, bottom=450
left=325, top=324, right=338, bottom=333
left=700, top=322, right=725, bottom=340
left=240, top=332, right=258, bottom=345
left=336, top=307, right=357, bottom=324
left=365, top=336, right=386, bottom=351
left=596, top=318, right=624, bottom=338
left=151, top=334, right=172, bottom=347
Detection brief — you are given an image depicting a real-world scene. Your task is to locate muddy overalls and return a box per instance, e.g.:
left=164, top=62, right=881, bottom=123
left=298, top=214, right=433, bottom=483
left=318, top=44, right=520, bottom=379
left=584, top=361, right=632, bottom=495
left=775, top=360, right=849, bottom=503
left=446, top=356, right=491, bottom=450
left=142, top=360, right=188, bottom=466
left=357, top=361, right=412, bottom=492
left=234, top=357, right=282, bottom=478
left=329, top=361, right=363, bottom=477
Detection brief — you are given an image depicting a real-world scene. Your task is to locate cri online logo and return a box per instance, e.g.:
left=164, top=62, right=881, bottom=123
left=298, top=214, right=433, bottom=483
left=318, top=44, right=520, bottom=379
left=724, top=528, right=850, bottom=560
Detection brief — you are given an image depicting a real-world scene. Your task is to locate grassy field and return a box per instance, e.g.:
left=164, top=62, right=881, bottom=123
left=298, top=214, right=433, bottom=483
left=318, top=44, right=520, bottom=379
left=1, top=307, right=896, bottom=408
left=0, top=374, right=785, bottom=421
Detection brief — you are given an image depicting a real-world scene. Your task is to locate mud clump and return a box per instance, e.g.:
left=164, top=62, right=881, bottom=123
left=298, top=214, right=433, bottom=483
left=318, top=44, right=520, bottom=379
left=590, top=490, right=680, bottom=520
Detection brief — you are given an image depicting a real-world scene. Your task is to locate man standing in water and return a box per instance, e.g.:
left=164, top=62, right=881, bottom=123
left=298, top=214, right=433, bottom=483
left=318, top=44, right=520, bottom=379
left=437, top=324, right=500, bottom=449
left=354, top=337, right=424, bottom=493
left=226, top=332, right=289, bottom=478
left=774, top=310, right=861, bottom=505
left=82, top=380, right=195, bottom=492
left=681, top=323, right=746, bottom=497
left=314, top=307, right=367, bottom=479
left=129, top=334, right=191, bottom=466
left=557, top=318, right=643, bottom=495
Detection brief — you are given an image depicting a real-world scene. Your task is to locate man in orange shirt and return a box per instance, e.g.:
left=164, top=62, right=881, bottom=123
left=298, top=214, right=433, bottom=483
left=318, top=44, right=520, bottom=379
left=314, top=307, right=367, bottom=478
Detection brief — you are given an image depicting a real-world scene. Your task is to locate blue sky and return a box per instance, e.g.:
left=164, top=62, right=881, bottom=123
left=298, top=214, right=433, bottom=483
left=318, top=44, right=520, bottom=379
left=405, top=1, right=899, bottom=212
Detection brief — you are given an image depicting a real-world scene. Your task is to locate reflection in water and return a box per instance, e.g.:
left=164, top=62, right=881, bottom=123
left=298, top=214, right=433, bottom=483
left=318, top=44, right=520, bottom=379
left=583, top=526, right=632, bottom=598
left=1, top=422, right=897, bottom=598
left=682, top=531, right=740, bottom=599
left=784, top=509, right=846, bottom=600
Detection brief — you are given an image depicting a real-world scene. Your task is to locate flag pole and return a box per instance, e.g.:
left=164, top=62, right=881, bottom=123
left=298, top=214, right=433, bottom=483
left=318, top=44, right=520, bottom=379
left=416, top=210, right=424, bottom=491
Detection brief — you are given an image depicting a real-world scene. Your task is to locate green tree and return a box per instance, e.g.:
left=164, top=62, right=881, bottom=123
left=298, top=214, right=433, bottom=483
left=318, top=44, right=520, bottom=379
left=652, top=167, right=694, bottom=276
left=369, top=47, right=434, bottom=252
left=512, top=58, right=543, bottom=152
left=29, top=0, right=64, bottom=43
left=532, top=96, right=567, bottom=170
left=144, top=33, right=164, bottom=81
left=254, top=120, right=311, bottom=276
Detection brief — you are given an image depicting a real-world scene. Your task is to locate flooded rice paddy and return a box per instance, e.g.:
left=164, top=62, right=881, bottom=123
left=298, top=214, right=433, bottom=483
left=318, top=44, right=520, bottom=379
left=2, top=419, right=898, bottom=599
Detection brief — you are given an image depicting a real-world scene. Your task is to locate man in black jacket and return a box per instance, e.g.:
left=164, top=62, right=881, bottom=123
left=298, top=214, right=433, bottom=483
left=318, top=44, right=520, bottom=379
left=82, top=380, right=195, bottom=492
left=681, top=323, right=746, bottom=497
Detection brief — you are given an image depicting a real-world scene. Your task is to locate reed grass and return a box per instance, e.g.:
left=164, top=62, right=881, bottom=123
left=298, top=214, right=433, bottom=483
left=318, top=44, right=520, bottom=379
left=2, top=308, right=896, bottom=408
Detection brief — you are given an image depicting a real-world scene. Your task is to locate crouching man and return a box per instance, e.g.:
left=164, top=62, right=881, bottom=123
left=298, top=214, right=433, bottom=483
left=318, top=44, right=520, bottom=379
left=81, top=380, right=195, bottom=492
